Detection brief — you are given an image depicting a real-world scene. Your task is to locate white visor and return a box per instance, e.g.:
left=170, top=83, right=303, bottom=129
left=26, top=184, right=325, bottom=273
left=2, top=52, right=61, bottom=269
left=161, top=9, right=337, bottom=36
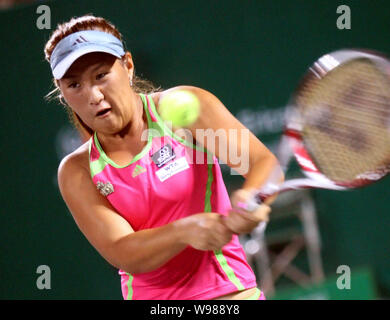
left=50, top=30, right=125, bottom=79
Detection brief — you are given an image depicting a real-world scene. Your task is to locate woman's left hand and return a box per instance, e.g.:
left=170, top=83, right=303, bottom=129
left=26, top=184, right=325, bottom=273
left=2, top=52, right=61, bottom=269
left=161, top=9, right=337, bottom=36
left=224, top=189, right=271, bottom=234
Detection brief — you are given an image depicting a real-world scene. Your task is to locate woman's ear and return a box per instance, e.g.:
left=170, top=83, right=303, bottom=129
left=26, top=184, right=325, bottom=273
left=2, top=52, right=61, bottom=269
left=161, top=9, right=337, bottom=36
left=122, top=51, right=135, bottom=82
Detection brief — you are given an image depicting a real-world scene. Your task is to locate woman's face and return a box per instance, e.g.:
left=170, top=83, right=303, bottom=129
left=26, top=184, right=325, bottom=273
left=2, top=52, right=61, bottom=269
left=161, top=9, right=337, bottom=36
left=58, top=51, right=134, bottom=134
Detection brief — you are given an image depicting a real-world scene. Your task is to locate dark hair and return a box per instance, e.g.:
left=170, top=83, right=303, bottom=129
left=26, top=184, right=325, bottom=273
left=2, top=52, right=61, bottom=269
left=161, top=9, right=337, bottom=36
left=44, top=14, right=160, bottom=141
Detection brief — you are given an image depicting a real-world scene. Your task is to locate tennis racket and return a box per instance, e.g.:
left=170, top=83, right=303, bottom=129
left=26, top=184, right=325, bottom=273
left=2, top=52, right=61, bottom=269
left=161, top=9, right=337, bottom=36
left=242, top=48, right=390, bottom=213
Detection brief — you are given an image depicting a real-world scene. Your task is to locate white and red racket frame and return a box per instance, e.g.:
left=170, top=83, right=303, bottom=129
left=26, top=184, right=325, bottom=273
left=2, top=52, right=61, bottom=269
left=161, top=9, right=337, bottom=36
left=251, top=49, right=390, bottom=207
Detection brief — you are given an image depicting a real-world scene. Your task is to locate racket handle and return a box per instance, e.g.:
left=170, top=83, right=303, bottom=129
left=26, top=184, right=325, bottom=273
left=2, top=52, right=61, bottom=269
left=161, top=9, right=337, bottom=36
left=236, top=199, right=268, bottom=235
left=236, top=196, right=261, bottom=213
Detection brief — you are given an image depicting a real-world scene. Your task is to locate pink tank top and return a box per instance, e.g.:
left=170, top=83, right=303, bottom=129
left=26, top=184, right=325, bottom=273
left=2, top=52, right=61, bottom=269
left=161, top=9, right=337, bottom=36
left=88, top=94, right=257, bottom=299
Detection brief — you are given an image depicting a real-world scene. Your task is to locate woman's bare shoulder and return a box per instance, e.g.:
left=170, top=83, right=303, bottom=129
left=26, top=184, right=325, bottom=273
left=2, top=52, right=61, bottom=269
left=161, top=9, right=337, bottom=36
left=58, top=140, right=91, bottom=178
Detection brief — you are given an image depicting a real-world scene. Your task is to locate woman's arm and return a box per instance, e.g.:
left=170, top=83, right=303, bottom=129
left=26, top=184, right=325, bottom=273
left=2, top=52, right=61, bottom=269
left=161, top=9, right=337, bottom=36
left=58, top=150, right=233, bottom=274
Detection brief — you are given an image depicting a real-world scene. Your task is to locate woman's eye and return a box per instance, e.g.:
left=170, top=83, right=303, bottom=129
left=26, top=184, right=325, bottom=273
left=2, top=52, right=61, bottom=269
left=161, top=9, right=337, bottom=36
left=68, top=82, right=79, bottom=89
left=96, top=72, right=108, bottom=80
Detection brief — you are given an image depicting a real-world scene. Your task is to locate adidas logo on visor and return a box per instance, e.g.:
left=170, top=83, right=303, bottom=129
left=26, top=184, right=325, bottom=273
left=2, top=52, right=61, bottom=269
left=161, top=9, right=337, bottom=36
left=72, top=35, right=88, bottom=46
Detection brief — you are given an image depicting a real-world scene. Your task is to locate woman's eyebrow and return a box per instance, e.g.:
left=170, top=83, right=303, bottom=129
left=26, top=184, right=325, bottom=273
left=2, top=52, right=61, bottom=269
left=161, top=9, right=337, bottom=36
left=62, top=74, right=77, bottom=79
left=91, top=61, right=108, bottom=72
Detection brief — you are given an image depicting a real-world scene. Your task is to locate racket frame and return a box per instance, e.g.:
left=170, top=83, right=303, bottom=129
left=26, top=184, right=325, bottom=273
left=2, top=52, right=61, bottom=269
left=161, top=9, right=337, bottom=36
left=257, top=49, right=390, bottom=202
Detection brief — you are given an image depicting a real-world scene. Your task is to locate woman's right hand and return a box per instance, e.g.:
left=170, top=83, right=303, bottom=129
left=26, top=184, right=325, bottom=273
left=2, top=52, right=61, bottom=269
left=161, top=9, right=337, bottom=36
left=175, top=213, right=233, bottom=251
left=224, top=189, right=271, bottom=234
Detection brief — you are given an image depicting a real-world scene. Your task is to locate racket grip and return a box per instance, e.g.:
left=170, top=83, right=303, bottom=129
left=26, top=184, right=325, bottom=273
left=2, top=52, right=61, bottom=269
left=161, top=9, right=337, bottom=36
left=235, top=198, right=268, bottom=234
left=236, top=196, right=261, bottom=213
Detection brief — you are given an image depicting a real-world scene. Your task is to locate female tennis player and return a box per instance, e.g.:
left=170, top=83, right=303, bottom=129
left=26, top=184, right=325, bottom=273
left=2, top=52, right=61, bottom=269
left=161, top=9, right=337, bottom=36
left=44, top=15, right=282, bottom=300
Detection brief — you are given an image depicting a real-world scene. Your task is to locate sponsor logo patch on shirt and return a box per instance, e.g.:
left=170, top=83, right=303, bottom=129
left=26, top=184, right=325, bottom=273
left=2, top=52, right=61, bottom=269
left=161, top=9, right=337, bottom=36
left=151, top=144, right=176, bottom=168
left=96, top=181, right=114, bottom=196
left=156, top=157, right=189, bottom=182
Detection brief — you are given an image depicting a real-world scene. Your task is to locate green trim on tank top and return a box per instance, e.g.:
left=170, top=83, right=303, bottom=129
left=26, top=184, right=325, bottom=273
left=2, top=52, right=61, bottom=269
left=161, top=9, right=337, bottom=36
left=125, top=272, right=134, bottom=300
left=91, top=94, right=154, bottom=171
left=204, top=163, right=214, bottom=212
left=213, top=250, right=245, bottom=291
left=139, top=94, right=166, bottom=138
left=203, top=164, right=245, bottom=292
left=88, top=137, right=108, bottom=178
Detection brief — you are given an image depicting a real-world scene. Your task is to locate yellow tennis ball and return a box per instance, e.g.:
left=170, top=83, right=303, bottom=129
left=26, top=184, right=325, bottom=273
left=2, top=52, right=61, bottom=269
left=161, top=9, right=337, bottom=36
left=159, top=90, right=200, bottom=127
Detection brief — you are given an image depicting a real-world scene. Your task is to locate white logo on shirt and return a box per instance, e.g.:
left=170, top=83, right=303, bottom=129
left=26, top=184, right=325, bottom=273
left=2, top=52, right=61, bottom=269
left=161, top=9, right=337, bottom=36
left=155, top=157, right=189, bottom=182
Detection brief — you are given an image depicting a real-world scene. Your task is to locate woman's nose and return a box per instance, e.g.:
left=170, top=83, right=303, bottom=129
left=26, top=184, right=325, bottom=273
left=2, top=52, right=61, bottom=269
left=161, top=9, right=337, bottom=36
left=89, top=85, right=104, bottom=105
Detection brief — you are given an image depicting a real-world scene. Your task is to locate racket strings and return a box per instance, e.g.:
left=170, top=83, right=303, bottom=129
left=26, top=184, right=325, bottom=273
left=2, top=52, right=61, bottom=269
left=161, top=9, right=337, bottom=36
left=297, top=59, right=390, bottom=183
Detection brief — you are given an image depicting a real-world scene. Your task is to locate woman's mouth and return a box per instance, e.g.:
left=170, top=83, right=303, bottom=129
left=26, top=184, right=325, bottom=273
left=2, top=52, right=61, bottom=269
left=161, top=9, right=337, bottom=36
left=96, top=108, right=111, bottom=117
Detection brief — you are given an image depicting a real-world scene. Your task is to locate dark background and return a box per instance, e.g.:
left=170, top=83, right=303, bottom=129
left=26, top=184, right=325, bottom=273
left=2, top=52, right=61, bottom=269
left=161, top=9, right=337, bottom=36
left=0, top=0, right=389, bottom=299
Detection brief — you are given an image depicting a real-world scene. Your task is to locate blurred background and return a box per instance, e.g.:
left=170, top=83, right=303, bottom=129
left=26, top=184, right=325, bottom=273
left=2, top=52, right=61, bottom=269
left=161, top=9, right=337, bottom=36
left=0, top=0, right=389, bottom=299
